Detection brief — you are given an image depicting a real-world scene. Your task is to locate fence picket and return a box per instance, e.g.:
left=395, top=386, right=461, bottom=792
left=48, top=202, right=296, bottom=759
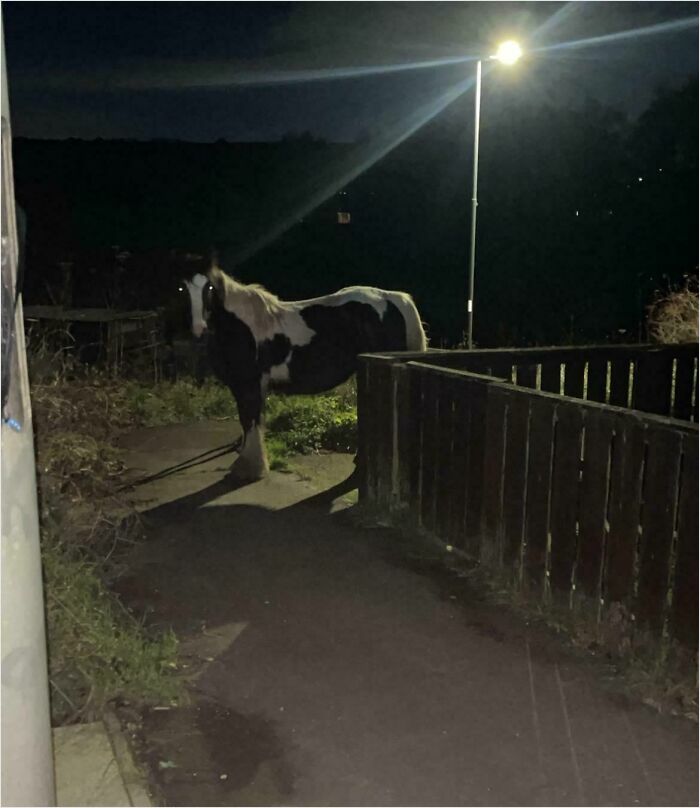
left=636, top=428, right=683, bottom=635
left=393, top=364, right=412, bottom=505
left=502, top=393, right=530, bottom=579
left=549, top=407, right=584, bottom=598
left=576, top=412, right=615, bottom=601
left=480, top=386, right=509, bottom=568
left=448, top=378, right=471, bottom=551
left=670, top=435, right=699, bottom=648
left=407, top=367, right=423, bottom=519
left=419, top=371, right=439, bottom=533
left=603, top=419, right=646, bottom=607
left=464, top=378, right=490, bottom=557
left=376, top=362, right=395, bottom=508
left=523, top=398, right=556, bottom=594
left=673, top=354, right=696, bottom=420
left=356, top=361, right=369, bottom=501
left=435, top=375, right=456, bottom=541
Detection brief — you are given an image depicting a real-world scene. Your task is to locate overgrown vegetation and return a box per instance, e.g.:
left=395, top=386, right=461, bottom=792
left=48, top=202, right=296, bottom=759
left=647, top=276, right=699, bottom=345
left=122, top=378, right=237, bottom=425
left=265, top=383, right=357, bottom=469
left=30, top=347, right=181, bottom=723
left=29, top=336, right=357, bottom=723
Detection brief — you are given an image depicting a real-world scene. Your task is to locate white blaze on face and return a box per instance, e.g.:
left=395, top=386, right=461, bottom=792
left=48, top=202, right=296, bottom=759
left=185, top=273, right=209, bottom=338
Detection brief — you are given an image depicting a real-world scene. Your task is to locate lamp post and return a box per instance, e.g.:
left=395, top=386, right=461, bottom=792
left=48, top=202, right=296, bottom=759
left=466, top=39, right=522, bottom=349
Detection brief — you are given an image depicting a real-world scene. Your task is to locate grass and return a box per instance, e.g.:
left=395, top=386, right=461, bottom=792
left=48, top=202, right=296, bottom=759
left=43, top=536, right=180, bottom=725
left=122, top=378, right=237, bottom=426
left=30, top=352, right=186, bottom=724
left=122, top=374, right=358, bottom=470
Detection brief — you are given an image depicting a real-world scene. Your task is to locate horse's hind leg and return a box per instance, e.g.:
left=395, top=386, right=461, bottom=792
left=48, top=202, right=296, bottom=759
left=229, top=381, right=269, bottom=481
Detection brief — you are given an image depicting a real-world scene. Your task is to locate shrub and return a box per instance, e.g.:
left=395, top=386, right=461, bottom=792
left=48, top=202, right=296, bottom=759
left=647, top=277, right=699, bottom=344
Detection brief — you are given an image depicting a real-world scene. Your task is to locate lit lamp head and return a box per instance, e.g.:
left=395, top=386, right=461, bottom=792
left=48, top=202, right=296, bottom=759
left=493, top=40, right=523, bottom=66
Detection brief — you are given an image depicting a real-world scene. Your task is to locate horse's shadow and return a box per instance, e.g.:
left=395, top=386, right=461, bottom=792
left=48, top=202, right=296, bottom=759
left=134, top=456, right=359, bottom=527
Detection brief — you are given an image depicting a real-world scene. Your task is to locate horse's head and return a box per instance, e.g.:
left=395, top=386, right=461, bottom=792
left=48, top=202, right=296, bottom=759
left=173, top=251, right=216, bottom=339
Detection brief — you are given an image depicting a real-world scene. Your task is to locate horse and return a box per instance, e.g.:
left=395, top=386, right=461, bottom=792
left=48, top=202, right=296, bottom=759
left=176, top=254, right=427, bottom=480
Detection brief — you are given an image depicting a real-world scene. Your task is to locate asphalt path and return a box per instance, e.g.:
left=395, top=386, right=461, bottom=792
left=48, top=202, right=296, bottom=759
left=116, top=421, right=698, bottom=807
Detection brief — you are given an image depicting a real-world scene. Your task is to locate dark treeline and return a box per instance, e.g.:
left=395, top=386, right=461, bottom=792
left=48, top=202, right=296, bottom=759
left=12, top=78, right=697, bottom=346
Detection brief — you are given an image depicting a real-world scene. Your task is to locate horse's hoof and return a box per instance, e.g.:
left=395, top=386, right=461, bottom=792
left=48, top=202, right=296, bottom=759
left=230, top=455, right=268, bottom=482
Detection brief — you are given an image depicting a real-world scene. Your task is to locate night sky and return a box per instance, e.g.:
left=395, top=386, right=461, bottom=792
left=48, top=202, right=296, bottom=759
left=3, top=1, right=698, bottom=143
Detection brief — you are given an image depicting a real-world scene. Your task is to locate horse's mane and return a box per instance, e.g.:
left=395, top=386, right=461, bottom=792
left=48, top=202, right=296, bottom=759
left=208, top=265, right=285, bottom=335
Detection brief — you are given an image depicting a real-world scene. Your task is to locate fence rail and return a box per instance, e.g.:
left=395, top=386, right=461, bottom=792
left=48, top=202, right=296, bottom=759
left=358, top=343, right=698, bottom=651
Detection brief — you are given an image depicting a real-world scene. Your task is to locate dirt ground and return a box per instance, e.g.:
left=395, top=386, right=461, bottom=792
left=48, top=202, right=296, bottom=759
left=115, top=420, right=698, bottom=807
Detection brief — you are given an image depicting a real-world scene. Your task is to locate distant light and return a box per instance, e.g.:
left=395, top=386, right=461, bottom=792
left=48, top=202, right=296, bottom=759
left=493, top=40, right=523, bottom=66
left=638, top=177, right=643, bottom=182
left=658, top=168, right=663, bottom=172
left=575, top=210, right=579, bottom=217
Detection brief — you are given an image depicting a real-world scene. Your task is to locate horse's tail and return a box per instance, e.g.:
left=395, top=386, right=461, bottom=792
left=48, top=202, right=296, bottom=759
left=390, top=292, right=428, bottom=352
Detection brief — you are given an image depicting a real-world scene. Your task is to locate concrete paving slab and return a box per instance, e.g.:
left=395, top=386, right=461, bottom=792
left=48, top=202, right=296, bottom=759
left=53, top=718, right=152, bottom=807
left=53, top=722, right=130, bottom=807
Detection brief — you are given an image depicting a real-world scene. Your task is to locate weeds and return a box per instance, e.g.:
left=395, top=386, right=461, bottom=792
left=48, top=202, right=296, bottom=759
left=30, top=353, right=183, bottom=725
left=266, top=387, right=357, bottom=458
left=122, top=378, right=236, bottom=425
left=43, top=536, right=180, bottom=725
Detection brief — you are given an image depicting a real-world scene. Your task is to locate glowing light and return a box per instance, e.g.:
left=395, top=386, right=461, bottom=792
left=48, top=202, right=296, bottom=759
left=493, top=40, right=523, bottom=66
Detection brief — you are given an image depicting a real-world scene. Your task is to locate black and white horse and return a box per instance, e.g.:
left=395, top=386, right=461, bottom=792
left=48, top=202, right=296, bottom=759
left=177, top=255, right=427, bottom=480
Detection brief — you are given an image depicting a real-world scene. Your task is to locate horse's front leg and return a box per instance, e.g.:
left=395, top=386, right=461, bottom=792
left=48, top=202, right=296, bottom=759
left=230, top=379, right=269, bottom=481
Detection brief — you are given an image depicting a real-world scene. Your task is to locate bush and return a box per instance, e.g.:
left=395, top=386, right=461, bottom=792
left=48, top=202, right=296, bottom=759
left=647, top=277, right=699, bottom=344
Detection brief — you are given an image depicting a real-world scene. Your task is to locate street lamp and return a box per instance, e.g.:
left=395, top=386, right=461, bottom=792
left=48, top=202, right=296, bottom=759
left=466, top=40, right=523, bottom=349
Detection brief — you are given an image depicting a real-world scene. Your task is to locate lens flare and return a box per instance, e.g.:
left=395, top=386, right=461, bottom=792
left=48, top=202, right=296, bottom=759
left=533, top=16, right=696, bottom=55
left=234, top=74, right=477, bottom=264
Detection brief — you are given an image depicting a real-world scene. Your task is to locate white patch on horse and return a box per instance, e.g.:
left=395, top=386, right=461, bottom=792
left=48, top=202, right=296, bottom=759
left=185, top=273, right=209, bottom=338
left=292, top=286, right=390, bottom=319
left=209, top=266, right=315, bottom=346
left=269, top=358, right=291, bottom=383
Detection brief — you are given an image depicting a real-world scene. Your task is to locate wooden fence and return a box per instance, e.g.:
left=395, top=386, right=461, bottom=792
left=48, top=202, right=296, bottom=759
left=358, top=343, right=698, bottom=651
